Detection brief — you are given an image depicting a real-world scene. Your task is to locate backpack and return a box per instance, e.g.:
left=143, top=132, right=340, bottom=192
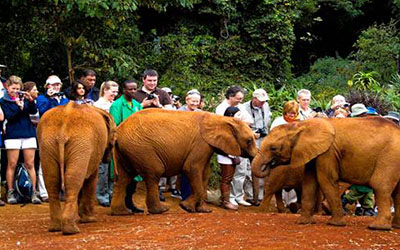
left=14, top=163, right=33, bottom=203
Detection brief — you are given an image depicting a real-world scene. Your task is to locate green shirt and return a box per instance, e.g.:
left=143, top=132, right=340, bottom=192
left=110, top=95, right=143, bottom=126
left=109, top=95, right=142, bottom=181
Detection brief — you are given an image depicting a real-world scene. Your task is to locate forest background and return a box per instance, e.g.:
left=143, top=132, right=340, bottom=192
left=1, top=0, right=400, bottom=114
left=2, top=0, right=400, bottom=187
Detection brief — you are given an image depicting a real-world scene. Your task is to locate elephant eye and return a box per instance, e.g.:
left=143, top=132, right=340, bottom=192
left=270, top=145, right=277, bottom=151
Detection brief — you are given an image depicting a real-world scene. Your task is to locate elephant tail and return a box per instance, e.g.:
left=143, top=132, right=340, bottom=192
left=58, top=138, right=67, bottom=193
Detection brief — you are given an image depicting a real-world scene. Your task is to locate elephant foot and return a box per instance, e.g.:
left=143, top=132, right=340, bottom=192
left=148, top=205, right=169, bottom=214
left=111, top=206, right=134, bottom=216
left=62, top=223, right=80, bottom=235
left=48, top=221, right=61, bottom=232
left=296, top=216, right=316, bottom=225
left=179, top=203, right=196, bottom=213
left=368, top=223, right=392, bottom=231
left=79, top=215, right=97, bottom=223
left=327, top=217, right=346, bottom=226
left=392, top=223, right=400, bottom=229
left=195, top=205, right=212, bottom=213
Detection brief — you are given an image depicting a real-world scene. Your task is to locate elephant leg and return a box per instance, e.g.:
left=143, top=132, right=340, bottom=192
left=369, top=163, right=397, bottom=230
left=79, top=171, right=97, bottom=223
left=275, top=191, right=287, bottom=213
left=62, top=164, right=86, bottom=235
left=259, top=182, right=273, bottom=212
left=392, top=183, right=400, bottom=229
left=180, top=164, right=205, bottom=213
left=110, top=161, right=133, bottom=216
left=297, top=164, right=317, bottom=225
left=316, top=168, right=345, bottom=226
left=196, top=163, right=211, bottom=213
left=252, top=172, right=260, bottom=206
left=145, top=174, right=169, bottom=214
left=42, top=157, right=62, bottom=232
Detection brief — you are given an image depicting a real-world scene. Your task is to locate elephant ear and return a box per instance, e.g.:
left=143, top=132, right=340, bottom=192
left=200, top=113, right=241, bottom=156
left=290, top=119, right=335, bottom=168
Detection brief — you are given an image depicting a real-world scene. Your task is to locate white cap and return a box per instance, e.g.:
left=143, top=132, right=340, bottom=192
left=0, top=64, right=6, bottom=68
left=161, top=87, right=172, bottom=93
left=253, top=89, right=269, bottom=102
left=46, top=75, right=62, bottom=85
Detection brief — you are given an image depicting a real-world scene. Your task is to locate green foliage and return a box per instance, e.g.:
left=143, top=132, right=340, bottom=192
left=353, top=21, right=400, bottom=84
left=295, top=57, right=361, bottom=88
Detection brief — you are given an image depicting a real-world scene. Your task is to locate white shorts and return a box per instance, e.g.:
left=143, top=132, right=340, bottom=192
left=4, top=137, right=37, bottom=150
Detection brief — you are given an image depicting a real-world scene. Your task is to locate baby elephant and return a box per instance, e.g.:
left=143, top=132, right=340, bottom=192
left=37, top=102, right=115, bottom=235
left=258, top=165, right=303, bottom=213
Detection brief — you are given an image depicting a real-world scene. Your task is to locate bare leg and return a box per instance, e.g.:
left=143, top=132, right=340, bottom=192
left=6, top=149, right=19, bottom=190
left=23, top=149, right=37, bottom=191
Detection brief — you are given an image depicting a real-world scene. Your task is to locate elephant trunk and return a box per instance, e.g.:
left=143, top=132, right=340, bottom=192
left=251, top=153, right=269, bottom=178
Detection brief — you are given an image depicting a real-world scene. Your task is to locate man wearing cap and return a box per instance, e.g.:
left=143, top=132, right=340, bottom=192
left=242, top=89, right=272, bottom=205
left=37, top=75, right=69, bottom=117
left=133, top=69, right=172, bottom=109
left=384, top=111, right=400, bottom=125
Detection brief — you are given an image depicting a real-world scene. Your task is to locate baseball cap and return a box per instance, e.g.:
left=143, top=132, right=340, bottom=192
left=252, top=89, right=269, bottom=102
left=161, top=87, right=172, bottom=94
left=45, top=75, right=62, bottom=88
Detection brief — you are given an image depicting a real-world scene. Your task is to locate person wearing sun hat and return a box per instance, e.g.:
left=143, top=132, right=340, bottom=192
left=36, top=75, right=69, bottom=117
left=383, top=111, right=400, bottom=125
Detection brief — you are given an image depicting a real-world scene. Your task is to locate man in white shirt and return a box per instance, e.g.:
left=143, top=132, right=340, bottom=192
left=297, top=89, right=314, bottom=120
left=241, top=89, right=272, bottom=205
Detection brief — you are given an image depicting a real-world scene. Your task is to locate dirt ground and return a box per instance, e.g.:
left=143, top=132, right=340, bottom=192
left=1, top=183, right=399, bottom=250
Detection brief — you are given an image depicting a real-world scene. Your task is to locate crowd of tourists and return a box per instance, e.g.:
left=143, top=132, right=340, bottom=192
left=0, top=65, right=397, bottom=216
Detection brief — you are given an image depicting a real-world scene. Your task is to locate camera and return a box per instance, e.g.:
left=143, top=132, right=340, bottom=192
left=54, top=92, right=64, bottom=97
left=343, top=103, right=350, bottom=108
left=17, top=91, right=26, bottom=99
left=312, top=107, right=323, bottom=113
left=147, top=94, right=155, bottom=100
left=256, top=128, right=268, bottom=138
left=172, top=95, right=180, bottom=102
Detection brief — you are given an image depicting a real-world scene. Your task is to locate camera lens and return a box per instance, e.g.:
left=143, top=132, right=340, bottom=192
left=148, top=94, right=155, bottom=100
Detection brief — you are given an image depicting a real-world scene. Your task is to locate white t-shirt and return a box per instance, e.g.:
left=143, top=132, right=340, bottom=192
left=270, top=116, right=287, bottom=131
left=93, top=97, right=112, bottom=113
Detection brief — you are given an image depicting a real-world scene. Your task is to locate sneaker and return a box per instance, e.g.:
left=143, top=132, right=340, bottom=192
left=236, top=198, right=252, bottom=207
left=222, top=201, right=238, bottom=210
left=41, top=196, right=49, bottom=203
left=7, top=190, right=17, bottom=204
left=355, top=206, right=363, bottom=216
left=363, top=208, right=377, bottom=216
left=288, top=202, right=299, bottom=213
left=170, top=189, right=182, bottom=200
left=31, top=191, right=42, bottom=204
left=229, top=198, right=238, bottom=206
left=0, top=199, right=5, bottom=206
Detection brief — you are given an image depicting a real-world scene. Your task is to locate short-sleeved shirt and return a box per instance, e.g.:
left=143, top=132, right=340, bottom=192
left=110, top=95, right=142, bottom=126
left=134, top=87, right=172, bottom=108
